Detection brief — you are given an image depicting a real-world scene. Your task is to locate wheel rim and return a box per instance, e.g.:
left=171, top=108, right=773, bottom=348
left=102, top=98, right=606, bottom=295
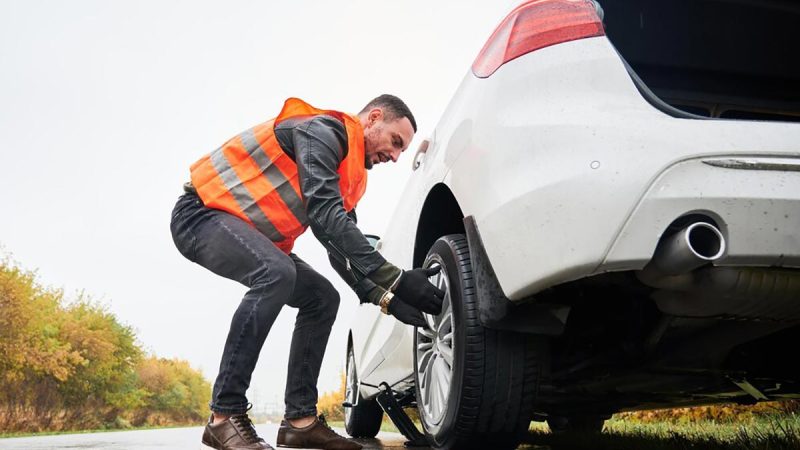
left=345, top=349, right=357, bottom=424
left=415, top=260, right=454, bottom=426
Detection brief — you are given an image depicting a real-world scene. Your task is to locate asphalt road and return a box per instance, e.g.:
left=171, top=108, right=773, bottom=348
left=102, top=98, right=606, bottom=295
left=0, top=424, right=425, bottom=450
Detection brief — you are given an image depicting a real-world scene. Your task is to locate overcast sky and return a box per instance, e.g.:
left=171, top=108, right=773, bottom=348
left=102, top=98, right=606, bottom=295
left=0, top=0, right=516, bottom=411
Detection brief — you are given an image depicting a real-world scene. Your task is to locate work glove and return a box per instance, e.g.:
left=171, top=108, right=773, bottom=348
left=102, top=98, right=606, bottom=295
left=388, top=297, right=428, bottom=328
left=394, top=266, right=445, bottom=315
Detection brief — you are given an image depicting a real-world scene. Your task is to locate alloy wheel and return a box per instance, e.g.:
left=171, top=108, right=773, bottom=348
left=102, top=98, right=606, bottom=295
left=415, top=260, right=454, bottom=426
left=345, top=348, right=357, bottom=425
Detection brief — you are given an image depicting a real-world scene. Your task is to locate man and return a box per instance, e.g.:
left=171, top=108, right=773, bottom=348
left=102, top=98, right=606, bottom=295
left=170, top=95, right=445, bottom=450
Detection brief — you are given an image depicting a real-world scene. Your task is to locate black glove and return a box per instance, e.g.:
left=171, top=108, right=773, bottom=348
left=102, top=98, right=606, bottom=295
left=388, top=296, right=428, bottom=328
left=394, top=266, right=445, bottom=315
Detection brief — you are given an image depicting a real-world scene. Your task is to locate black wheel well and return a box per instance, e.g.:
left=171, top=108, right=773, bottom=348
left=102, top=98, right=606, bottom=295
left=413, top=184, right=465, bottom=268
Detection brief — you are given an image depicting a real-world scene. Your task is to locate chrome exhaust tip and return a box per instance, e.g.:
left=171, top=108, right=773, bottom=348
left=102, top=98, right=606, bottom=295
left=679, top=222, right=725, bottom=264
left=639, top=222, right=726, bottom=284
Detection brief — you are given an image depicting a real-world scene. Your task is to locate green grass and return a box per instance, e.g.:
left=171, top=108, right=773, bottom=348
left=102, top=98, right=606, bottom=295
left=522, top=415, right=800, bottom=450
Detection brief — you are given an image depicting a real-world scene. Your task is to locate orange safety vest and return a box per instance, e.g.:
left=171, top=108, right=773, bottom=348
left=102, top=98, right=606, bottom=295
left=190, top=98, right=368, bottom=254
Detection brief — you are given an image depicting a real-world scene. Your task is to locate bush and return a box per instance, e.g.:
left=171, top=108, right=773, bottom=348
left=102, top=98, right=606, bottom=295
left=318, top=372, right=345, bottom=421
left=133, top=357, right=210, bottom=426
left=616, top=401, right=800, bottom=424
left=0, top=255, right=210, bottom=432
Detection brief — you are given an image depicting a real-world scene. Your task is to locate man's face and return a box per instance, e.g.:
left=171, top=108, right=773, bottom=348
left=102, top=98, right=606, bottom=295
left=362, top=109, right=415, bottom=170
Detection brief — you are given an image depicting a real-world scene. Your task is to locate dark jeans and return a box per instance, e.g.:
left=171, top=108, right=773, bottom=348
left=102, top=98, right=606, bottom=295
left=170, top=192, right=340, bottom=419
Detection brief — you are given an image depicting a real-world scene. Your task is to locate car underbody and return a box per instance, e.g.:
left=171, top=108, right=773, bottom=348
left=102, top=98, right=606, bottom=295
left=531, top=267, right=800, bottom=417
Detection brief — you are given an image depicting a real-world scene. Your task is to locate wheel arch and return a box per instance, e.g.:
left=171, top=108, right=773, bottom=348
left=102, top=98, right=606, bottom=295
left=412, top=186, right=569, bottom=335
left=413, top=183, right=466, bottom=268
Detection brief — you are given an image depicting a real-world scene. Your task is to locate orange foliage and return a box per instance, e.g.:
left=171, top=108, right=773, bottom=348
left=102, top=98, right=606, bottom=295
left=318, top=371, right=346, bottom=421
left=0, top=255, right=211, bottom=432
left=618, top=400, right=800, bottom=423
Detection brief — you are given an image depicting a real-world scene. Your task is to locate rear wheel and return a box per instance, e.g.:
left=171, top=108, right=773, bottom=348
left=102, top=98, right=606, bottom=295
left=344, top=345, right=383, bottom=438
left=413, top=235, right=541, bottom=450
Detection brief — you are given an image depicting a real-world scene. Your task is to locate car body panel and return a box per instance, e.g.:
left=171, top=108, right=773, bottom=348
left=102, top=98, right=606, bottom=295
left=352, top=31, right=800, bottom=399
left=445, top=37, right=800, bottom=300
left=603, top=156, right=800, bottom=270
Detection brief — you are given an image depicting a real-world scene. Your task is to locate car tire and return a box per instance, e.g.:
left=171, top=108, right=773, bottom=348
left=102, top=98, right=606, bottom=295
left=413, top=234, right=540, bottom=450
left=344, top=345, right=383, bottom=438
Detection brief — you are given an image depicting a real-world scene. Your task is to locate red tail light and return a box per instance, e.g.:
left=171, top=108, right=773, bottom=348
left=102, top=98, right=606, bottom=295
left=472, top=0, right=605, bottom=78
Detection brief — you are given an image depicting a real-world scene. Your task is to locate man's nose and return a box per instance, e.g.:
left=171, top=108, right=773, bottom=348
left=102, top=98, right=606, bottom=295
left=390, top=149, right=401, bottom=162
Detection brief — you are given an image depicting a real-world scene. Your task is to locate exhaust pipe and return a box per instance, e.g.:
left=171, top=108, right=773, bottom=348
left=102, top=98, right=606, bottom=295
left=638, top=222, right=800, bottom=321
left=637, top=222, right=726, bottom=287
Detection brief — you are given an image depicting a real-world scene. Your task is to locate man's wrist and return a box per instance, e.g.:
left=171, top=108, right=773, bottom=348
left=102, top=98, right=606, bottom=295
left=368, top=261, right=403, bottom=290
left=378, top=291, right=394, bottom=315
left=366, top=286, right=384, bottom=306
left=389, top=270, right=404, bottom=292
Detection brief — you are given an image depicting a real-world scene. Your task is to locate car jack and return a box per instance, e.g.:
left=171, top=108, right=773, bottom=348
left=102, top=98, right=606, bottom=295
left=375, top=382, right=428, bottom=447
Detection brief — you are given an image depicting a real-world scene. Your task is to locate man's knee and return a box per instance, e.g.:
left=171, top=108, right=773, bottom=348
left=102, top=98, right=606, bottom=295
left=317, top=279, right=340, bottom=320
left=251, top=254, right=296, bottom=293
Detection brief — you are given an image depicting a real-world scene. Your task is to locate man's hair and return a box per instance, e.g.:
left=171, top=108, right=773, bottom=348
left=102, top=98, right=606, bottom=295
left=359, top=94, right=417, bottom=132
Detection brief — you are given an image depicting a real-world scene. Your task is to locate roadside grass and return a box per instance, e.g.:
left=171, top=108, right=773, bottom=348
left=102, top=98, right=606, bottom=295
left=334, top=414, right=800, bottom=449
left=523, top=414, right=800, bottom=450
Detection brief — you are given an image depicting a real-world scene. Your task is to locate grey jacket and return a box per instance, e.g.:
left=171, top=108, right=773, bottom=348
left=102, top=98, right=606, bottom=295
left=274, top=114, right=395, bottom=302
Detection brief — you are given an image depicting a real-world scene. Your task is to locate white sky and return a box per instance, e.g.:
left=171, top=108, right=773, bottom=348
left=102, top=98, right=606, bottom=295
left=0, top=0, right=516, bottom=411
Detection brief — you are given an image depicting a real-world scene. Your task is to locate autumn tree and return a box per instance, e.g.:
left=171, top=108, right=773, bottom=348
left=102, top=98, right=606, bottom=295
left=0, top=255, right=210, bottom=432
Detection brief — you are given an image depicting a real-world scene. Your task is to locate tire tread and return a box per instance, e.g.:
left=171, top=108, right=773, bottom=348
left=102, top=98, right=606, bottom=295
left=417, top=235, right=540, bottom=450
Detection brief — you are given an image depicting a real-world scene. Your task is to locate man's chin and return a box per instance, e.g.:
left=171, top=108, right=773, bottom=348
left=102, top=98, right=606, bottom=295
left=364, top=159, right=374, bottom=170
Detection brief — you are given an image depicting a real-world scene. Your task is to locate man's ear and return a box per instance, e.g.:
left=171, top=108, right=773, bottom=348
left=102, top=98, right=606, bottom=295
left=368, top=108, right=383, bottom=124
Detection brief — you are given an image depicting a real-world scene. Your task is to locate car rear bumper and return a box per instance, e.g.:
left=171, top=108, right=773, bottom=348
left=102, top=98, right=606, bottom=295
left=474, top=154, right=800, bottom=301
left=603, top=156, right=800, bottom=270
left=443, top=37, right=800, bottom=301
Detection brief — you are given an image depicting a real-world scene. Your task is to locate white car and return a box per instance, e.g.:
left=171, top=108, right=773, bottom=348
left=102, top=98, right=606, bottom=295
left=344, top=1, right=800, bottom=449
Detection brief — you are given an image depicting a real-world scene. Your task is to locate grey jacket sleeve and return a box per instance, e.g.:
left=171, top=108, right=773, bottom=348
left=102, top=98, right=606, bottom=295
left=326, top=209, right=382, bottom=303
left=292, top=116, right=387, bottom=296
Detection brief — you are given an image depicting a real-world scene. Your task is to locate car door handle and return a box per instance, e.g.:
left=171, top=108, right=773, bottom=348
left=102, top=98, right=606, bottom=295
left=411, top=139, right=430, bottom=171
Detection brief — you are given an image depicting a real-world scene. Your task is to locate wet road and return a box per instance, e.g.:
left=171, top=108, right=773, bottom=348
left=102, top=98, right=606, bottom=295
left=0, top=424, right=424, bottom=450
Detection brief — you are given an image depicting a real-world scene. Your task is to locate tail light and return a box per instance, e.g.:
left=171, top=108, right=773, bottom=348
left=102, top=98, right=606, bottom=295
left=472, top=0, right=605, bottom=78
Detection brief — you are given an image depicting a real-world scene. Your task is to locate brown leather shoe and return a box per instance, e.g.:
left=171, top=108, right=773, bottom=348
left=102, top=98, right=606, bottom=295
left=276, top=414, right=362, bottom=450
left=201, top=414, right=274, bottom=450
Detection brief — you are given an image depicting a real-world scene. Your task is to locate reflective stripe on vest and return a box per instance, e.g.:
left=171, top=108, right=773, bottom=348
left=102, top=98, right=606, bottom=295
left=190, top=97, right=367, bottom=253
left=208, top=141, right=286, bottom=242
